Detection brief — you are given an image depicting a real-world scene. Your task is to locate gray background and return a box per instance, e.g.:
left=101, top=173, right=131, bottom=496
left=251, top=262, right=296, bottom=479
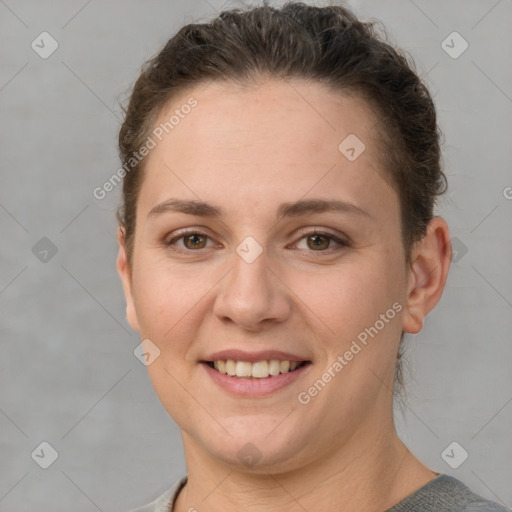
left=1, top=0, right=511, bottom=510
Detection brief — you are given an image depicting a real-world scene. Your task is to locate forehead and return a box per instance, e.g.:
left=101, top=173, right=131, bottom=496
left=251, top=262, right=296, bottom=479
left=155, top=78, right=380, bottom=159
left=138, top=78, right=395, bottom=218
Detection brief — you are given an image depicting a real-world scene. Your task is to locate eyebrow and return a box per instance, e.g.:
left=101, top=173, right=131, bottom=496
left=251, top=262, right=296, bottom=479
left=147, top=198, right=370, bottom=220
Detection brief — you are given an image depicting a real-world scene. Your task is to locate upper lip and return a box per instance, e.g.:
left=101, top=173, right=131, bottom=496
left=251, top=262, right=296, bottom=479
left=203, top=349, right=311, bottom=363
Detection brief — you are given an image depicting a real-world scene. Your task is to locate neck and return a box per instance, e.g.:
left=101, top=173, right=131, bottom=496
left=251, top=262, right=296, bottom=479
left=174, top=423, right=436, bottom=512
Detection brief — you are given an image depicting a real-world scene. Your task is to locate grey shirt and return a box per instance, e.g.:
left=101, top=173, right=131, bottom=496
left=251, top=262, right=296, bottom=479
left=130, top=474, right=510, bottom=511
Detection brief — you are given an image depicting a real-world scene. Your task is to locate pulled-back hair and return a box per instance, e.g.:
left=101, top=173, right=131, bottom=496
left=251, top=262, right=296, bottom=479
left=117, top=1, right=447, bottom=397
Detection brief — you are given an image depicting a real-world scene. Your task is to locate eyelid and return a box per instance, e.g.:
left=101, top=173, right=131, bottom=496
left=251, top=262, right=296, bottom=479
left=289, top=228, right=350, bottom=251
left=165, top=228, right=215, bottom=248
left=165, top=227, right=350, bottom=253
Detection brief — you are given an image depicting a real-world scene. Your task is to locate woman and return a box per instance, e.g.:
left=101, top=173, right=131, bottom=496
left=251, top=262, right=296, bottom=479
left=116, top=2, right=508, bottom=511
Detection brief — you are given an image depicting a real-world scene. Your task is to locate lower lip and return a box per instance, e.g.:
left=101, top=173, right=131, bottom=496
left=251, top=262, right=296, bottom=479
left=202, top=362, right=312, bottom=397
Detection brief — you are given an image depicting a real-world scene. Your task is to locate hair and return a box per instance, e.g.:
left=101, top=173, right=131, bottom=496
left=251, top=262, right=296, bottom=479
left=117, top=1, right=447, bottom=398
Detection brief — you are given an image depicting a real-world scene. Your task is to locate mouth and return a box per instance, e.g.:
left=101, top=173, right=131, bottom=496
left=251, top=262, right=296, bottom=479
left=202, top=359, right=311, bottom=379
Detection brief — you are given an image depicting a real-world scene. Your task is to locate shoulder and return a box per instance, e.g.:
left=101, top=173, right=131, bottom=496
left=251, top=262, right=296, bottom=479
left=462, top=502, right=511, bottom=512
left=128, top=474, right=509, bottom=512
left=388, top=474, right=510, bottom=512
left=127, top=476, right=187, bottom=512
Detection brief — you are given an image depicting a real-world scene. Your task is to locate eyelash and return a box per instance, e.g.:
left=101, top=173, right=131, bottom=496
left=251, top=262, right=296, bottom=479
left=165, top=229, right=349, bottom=255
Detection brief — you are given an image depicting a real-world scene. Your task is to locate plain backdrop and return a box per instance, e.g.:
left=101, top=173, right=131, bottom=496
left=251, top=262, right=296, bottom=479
left=1, top=0, right=511, bottom=510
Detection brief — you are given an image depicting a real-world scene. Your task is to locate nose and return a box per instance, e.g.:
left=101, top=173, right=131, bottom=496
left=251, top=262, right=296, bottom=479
left=212, top=247, right=291, bottom=332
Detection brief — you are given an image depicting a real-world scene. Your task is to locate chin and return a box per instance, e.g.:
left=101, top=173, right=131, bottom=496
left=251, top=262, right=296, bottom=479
left=197, top=417, right=312, bottom=473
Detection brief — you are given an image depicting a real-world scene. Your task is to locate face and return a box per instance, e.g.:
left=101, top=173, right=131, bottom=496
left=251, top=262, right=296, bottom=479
left=118, top=79, right=430, bottom=472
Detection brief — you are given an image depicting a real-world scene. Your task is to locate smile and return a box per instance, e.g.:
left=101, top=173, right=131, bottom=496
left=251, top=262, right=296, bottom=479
left=205, top=359, right=309, bottom=378
left=201, top=359, right=312, bottom=397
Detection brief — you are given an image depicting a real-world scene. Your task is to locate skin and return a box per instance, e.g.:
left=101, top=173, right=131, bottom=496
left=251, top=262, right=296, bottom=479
left=117, top=79, right=452, bottom=512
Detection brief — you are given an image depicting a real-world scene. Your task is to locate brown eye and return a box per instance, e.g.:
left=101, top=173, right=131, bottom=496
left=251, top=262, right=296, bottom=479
left=293, top=230, right=349, bottom=253
left=306, top=234, right=331, bottom=251
left=182, top=233, right=208, bottom=249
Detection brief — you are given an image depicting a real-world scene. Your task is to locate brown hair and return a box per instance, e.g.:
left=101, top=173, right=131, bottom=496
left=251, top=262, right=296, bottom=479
left=117, top=1, right=447, bottom=396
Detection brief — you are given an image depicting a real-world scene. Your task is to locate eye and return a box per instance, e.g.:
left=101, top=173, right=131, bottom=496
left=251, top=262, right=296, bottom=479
left=166, top=230, right=214, bottom=251
left=294, top=230, right=349, bottom=252
left=165, top=228, right=349, bottom=254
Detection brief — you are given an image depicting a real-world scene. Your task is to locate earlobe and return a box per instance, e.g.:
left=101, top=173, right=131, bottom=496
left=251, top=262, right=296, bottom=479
left=402, top=217, right=452, bottom=334
left=116, top=227, right=140, bottom=334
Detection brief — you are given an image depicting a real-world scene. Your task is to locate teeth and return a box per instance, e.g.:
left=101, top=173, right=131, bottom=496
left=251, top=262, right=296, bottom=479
left=269, top=359, right=280, bottom=376
left=211, top=359, right=306, bottom=378
left=217, top=360, right=226, bottom=374
left=225, top=360, right=236, bottom=376
left=280, top=360, right=290, bottom=373
left=236, top=361, right=252, bottom=377
left=252, top=361, right=269, bottom=378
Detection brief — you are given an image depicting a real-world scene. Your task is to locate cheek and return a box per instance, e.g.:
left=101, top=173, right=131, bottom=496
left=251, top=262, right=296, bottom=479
left=130, top=254, right=226, bottom=372
left=132, top=264, right=202, bottom=402
left=296, top=261, right=402, bottom=337
left=131, top=260, right=195, bottom=341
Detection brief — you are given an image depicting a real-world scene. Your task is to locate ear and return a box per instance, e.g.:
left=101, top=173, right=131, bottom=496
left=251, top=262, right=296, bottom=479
left=402, top=216, right=452, bottom=334
left=116, top=227, right=141, bottom=334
